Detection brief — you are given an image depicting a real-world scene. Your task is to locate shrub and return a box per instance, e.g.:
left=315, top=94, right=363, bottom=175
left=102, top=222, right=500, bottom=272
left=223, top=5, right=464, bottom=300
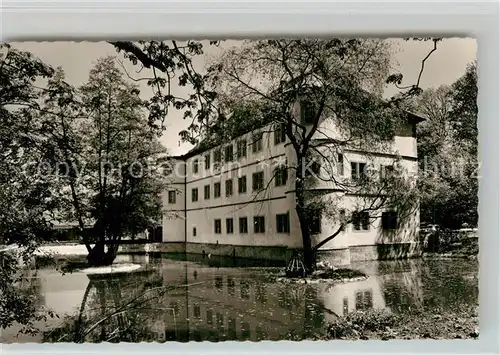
left=328, top=309, right=397, bottom=339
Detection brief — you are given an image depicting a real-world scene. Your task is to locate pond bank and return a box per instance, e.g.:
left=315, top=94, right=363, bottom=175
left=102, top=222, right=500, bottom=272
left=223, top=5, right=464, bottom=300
left=326, top=305, right=479, bottom=340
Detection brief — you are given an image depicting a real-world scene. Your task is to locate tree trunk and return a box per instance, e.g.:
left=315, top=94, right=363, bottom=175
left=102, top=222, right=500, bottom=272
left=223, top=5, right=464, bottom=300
left=295, top=159, right=316, bottom=274
left=86, top=240, right=117, bottom=266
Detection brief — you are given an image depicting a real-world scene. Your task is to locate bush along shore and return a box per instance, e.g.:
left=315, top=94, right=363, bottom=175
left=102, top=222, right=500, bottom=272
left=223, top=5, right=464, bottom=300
left=326, top=305, right=479, bottom=340
left=421, top=229, right=478, bottom=259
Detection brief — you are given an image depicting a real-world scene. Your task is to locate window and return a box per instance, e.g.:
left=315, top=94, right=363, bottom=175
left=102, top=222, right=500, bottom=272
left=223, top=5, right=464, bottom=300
left=300, top=100, right=316, bottom=124
left=240, top=280, right=250, bottom=299
left=206, top=310, right=213, bottom=325
left=204, top=185, right=210, bottom=199
left=307, top=160, right=321, bottom=176
left=256, top=284, right=267, bottom=304
left=215, top=276, right=223, bottom=291
left=224, top=145, right=234, bottom=161
left=168, top=191, right=176, bottom=204
left=339, top=209, right=346, bottom=231
left=256, top=326, right=266, bottom=341
left=276, top=213, right=290, bottom=234
left=214, top=149, right=222, bottom=163
left=382, top=211, right=398, bottom=230
left=241, top=322, right=251, bottom=339
left=204, top=154, right=211, bottom=170
left=274, top=122, right=286, bottom=145
left=342, top=297, right=349, bottom=316
left=237, top=140, right=247, bottom=158
left=238, top=176, right=247, bottom=194
left=353, top=211, right=370, bottom=231
left=216, top=312, right=224, bottom=330
left=252, top=171, right=264, bottom=191
left=227, top=318, right=237, bottom=339
left=191, top=188, right=198, bottom=202
left=355, top=290, right=374, bottom=310
left=351, top=162, right=367, bottom=181
left=252, top=131, right=263, bottom=153
left=310, top=214, right=322, bottom=234
left=214, top=182, right=221, bottom=198
left=193, top=159, right=199, bottom=174
left=193, top=305, right=201, bottom=318
left=380, top=165, right=395, bottom=180
left=254, top=216, right=265, bottom=233
left=214, top=219, right=222, bottom=234
left=275, top=167, right=288, bottom=186
left=239, top=217, right=248, bottom=234
left=226, top=218, right=234, bottom=234
left=227, top=277, right=235, bottom=296
left=337, top=154, right=344, bottom=176
left=193, top=227, right=197, bottom=237
left=225, top=179, right=233, bottom=196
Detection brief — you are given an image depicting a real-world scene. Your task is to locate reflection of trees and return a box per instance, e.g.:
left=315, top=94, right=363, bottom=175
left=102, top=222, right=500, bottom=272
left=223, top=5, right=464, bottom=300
left=42, top=270, right=173, bottom=343
left=418, top=259, right=478, bottom=311
left=379, top=260, right=424, bottom=312
left=379, top=259, right=478, bottom=313
left=0, top=255, right=50, bottom=334
left=302, top=286, right=327, bottom=338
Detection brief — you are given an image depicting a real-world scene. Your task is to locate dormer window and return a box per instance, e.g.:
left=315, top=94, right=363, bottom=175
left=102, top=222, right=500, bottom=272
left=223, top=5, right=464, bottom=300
left=300, top=100, right=316, bottom=125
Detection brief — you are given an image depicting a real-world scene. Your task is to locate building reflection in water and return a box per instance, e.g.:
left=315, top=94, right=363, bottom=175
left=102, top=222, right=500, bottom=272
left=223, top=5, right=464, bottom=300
left=2, top=254, right=478, bottom=343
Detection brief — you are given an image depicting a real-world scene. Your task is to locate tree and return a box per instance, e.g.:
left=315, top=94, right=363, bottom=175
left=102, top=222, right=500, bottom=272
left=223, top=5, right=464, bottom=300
left=38, top=57, right=168, bottom=266
left=448, top=61, right=478, bottom=156
left=110, top=41, right=220, bottom=136
left=0, top=44, right=61, bottom=331
left=198, top=39, right=421, bottom=272
left=412, top=62, right=478, bottom=228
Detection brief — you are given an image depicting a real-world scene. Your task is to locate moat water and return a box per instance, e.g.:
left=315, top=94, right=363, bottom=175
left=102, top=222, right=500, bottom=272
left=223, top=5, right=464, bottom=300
left=1, top=253, right=478, bottom=343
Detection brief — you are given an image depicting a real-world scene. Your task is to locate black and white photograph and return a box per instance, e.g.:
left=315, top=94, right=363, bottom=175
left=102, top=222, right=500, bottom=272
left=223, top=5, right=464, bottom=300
left=0, top=37, right=478, bottom=343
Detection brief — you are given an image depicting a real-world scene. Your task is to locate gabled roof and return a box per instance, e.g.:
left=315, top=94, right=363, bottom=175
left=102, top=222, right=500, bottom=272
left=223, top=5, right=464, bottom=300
left=405, top=110, right=427, bottom=124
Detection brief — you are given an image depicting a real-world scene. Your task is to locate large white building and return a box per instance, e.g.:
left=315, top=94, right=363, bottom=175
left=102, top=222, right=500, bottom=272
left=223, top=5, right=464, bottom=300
left=162, top=101, right=424, bottom=265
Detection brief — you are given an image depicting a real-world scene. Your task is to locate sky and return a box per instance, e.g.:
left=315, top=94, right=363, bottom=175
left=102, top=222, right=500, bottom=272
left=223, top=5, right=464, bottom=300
left=11, top=38, right=476, bottom=156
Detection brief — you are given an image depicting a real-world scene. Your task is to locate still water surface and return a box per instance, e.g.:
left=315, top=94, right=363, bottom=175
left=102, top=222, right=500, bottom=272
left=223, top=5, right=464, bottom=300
left=1, top=253, right=478, bottom=343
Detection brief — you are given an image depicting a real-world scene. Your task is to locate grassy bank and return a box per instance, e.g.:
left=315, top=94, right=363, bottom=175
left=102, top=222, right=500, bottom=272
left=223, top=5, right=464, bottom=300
left=327, top=305, right=478, bottom=340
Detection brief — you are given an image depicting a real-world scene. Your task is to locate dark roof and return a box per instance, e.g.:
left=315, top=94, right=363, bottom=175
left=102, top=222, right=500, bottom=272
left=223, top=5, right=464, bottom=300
left=405, top=110, right=427, bottom=123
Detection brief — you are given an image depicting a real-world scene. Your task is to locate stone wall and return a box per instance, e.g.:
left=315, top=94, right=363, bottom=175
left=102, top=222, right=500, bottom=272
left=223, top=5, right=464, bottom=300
left=185, top=242, right=297, bottom=262
left=117, top=240, right=426, bottom=265
left=317, top=242, right=423, bottom=266
left=117, top=242, right=185, bottom=254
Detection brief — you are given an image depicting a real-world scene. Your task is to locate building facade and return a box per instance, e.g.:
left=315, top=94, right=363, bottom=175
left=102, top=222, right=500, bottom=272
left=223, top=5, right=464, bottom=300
left=162, top=102, right=424, bottom=265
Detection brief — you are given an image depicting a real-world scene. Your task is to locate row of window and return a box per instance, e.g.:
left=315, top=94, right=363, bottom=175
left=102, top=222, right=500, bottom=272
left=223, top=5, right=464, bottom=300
left=192, top=123, right=288, bottom=174
left=211, top=213, right=291, bottom=235
left=302, top=157, right=396, bottom=181
left=351, top=211, right=399, bottom=231
left=351, top=162, right=400, bottom=181
left=193, top=307, right=255, bottom=339
left=213, top=277, right=268, bottom=303
left=192, top=149, right=395, bottom=185
left=310, top=210, right=398, bottom=233
left=206, top=210, right=397, bottom=236
left=167, top=168, right=288, bottom=204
